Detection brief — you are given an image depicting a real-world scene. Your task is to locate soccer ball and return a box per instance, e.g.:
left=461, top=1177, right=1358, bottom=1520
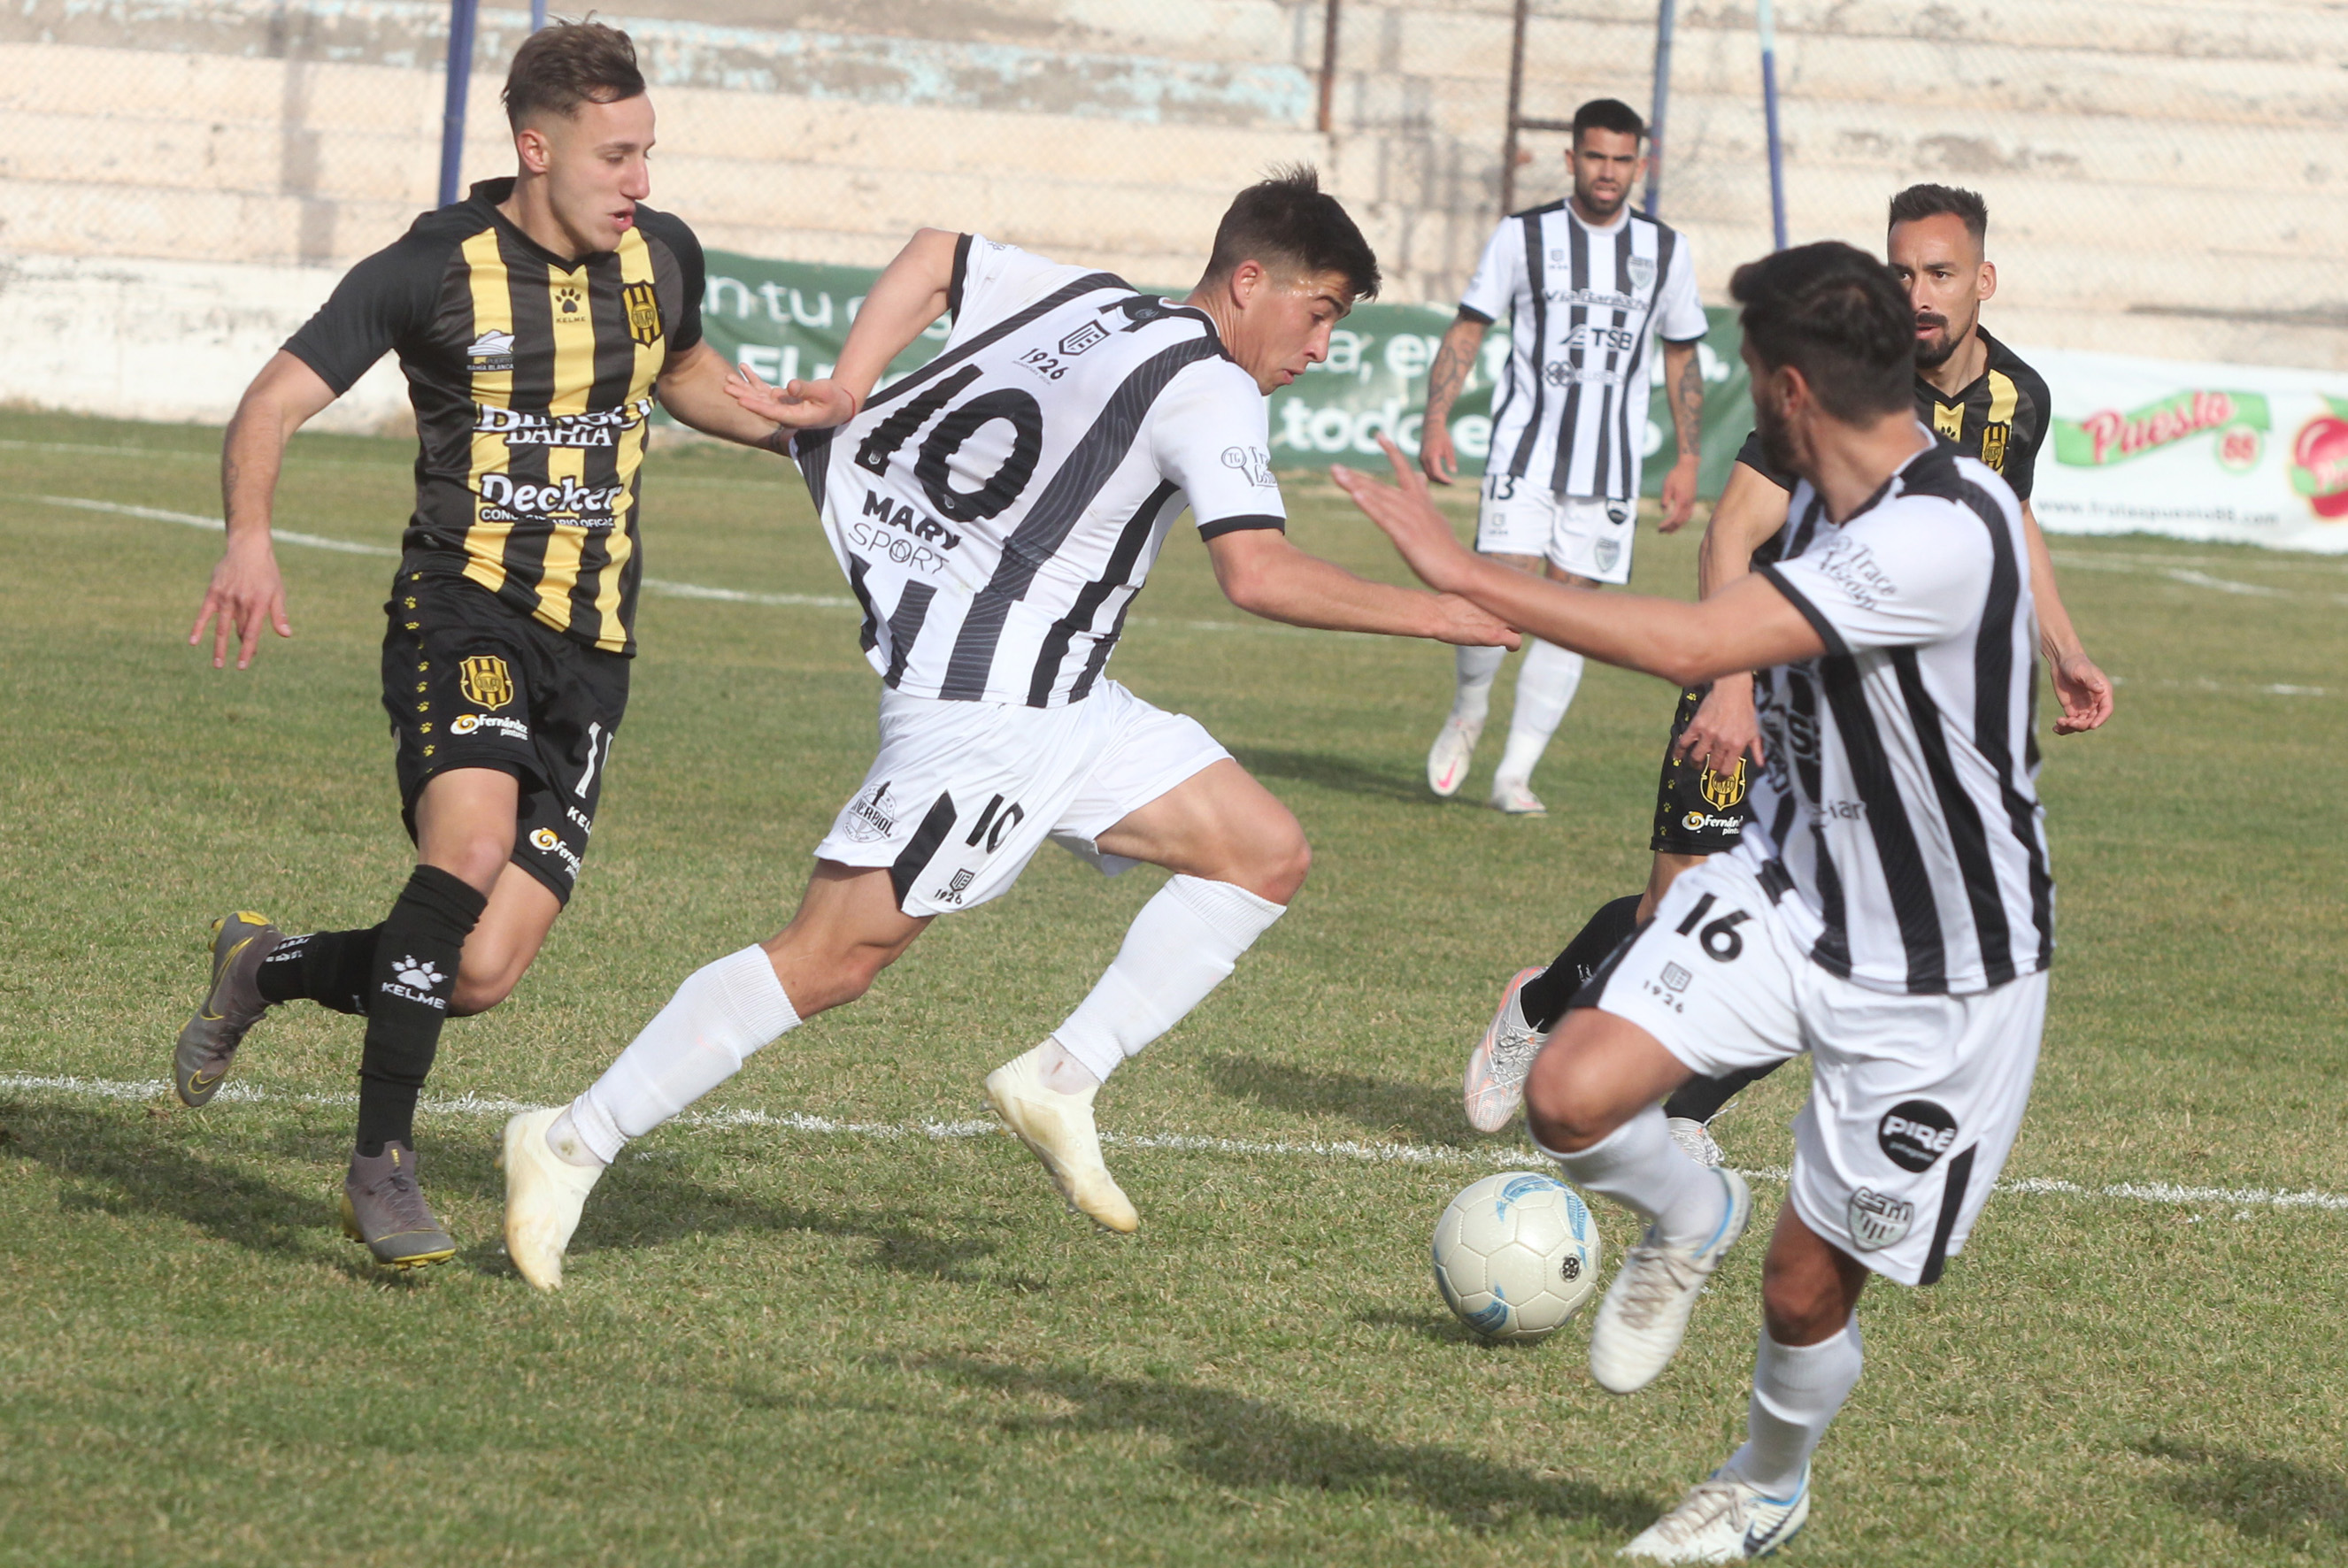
left=1431, top=1171, right=1602, bottom=1342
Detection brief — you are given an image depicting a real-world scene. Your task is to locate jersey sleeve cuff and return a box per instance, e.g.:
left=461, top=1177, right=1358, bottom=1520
left=947, top=233, right=974, bottom=319
left=1455, top=304, right=1496, bottom=326
left=1660, top=334, right=1707, bottom=346
left=1755, top=563, right=1850, bottom=657
left=280, top=338, right=358, bottom=397
left=1735, top=454, right=1792, bottom=493
left=1196, top=513, right=1286, bottom=541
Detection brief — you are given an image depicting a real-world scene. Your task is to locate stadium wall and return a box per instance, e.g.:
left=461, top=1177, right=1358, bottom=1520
left=4, top=0, right=2345, bottom=434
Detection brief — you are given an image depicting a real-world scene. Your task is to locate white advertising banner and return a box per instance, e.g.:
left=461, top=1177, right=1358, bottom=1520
left=2028, top=345, right=2348, bottom=555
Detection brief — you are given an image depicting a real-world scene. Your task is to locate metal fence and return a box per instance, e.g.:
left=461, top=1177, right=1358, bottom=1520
left=4, top=0, right=2346, bottom=368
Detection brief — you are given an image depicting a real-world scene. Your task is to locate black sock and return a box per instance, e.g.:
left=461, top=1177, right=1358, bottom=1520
left=257, top=926, right=382, bottom=1016
left=1518, top=893, right=1645, bottom=1033
left=354, top=866, right=488, bottom=1157
left=1664, top=1061, right=1785, bottom=1124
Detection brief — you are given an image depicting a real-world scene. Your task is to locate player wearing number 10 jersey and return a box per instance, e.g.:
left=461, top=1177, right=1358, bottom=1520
left=498, top=169, right=1518, bottom=1288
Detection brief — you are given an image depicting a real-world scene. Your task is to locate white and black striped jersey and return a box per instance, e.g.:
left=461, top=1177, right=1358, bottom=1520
left=792, top=235, right=1285, bottom=708
left=1736, top=438, right=2053, bottom=995
left=1459, top=201, right=1705, bottom=502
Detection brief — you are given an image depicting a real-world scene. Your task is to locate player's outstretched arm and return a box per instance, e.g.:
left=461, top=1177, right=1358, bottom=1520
left=193, top=350, right=336, bottom=670
left=655, top=341, right=798, bottom=449
left=1674, top=460, right=1796, bottom=772
left=1419, top=312, right=1490, bottom=486
left=2019, top=500, right=2113, bottom=734
left=725, top=227, right=962, bottom=437
left=1204, top=528, right=1518, bottom=649
left=1335, top=436, right=1821, bottom=683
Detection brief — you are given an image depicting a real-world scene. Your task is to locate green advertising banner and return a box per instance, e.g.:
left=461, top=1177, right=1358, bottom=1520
left=697, top=249, right=1755, bottom=496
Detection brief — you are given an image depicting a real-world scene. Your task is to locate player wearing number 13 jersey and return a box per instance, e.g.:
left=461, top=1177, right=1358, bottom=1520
left=499, top=170, right=1518, bottom=1288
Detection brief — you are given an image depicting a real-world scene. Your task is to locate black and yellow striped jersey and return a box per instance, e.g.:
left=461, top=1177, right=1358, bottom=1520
left=284, top=178, right=704, bottom=655
left=1917, top=328, right=2049, bottom=501
left=1735, top=327, right=2052, bottom=504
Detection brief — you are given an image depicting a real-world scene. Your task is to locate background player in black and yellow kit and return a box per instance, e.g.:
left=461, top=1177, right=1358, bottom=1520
left=174, top=22, right=790, bottom=1267
left=1464, top=184, right=2114, bottom=1158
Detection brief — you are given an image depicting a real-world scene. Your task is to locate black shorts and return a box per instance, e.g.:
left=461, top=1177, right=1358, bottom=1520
left=381, top=562, right=629, bottom=904
left=1648, top=683, right=1752, bottom=857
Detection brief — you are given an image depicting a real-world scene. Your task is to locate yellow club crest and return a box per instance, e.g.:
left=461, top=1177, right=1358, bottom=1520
left=1699, top=757, right=1747, bottom=811
left=622, top=281, right=662, bottom=348
left=458, top=655, right=514, bottom=711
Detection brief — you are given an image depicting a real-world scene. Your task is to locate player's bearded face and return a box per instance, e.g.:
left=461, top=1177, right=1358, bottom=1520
left=529, top=94, right=657, bottom=254
left=1569, top=130, right=1644, bottom=219
left=1745, top=346, right=1805, bottom=476
left=1889, top=216, right=1989, bottom=371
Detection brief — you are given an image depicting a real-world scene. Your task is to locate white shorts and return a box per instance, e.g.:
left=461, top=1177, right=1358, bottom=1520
left=1474, top=478, right=1636, bottom=584
left=1585, top=856, right=2047, bottom=1287
left=815, top=680, right=1230, bottom=918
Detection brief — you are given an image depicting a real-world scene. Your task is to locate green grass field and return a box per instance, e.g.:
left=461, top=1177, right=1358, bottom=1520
left=3, top=406, right=2344, bottom=1566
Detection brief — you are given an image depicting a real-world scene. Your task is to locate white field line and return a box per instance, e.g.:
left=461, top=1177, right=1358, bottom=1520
left=4, top=1072, right=2343, bottom=1213
left=26, top=493, right=1313, bottom=636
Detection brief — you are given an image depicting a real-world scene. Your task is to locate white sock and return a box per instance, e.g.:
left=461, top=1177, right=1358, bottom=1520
left=1539, top=1104, right=1725, bottom=1250
left=1494, top=637, right=1584, bottom=783
left=1452, top=644, right=1505, bottom=726
left=551, top=946, right=801, bottom=1166
left=1727, top=1318, right=1864, bottom=1496
left=1051, top=874, right=1286, bottom=1083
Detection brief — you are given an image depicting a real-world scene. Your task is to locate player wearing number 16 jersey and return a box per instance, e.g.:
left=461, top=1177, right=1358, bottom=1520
left=498, top=169, right=1518, bottom=1287
left=1343, top=242, right=2053, bottom=1559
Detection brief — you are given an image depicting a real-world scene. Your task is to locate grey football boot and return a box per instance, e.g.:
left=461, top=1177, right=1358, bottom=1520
left=339, top=1141, right=458, bottom=1269
left=173, top=911, right=281, bottom=1107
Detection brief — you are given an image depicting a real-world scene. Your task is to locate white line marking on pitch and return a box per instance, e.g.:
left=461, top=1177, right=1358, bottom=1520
left=26, top=494, right=1317, bottom=637
left=4, top=1072, right=2341, bottom=1213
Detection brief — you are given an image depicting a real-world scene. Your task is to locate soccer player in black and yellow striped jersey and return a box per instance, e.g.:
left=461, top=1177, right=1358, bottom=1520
left=174, top=22, right=792, bottom=1267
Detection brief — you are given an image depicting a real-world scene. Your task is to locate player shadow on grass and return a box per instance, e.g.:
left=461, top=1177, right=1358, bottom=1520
left=884, top=1355, right=1656, bottom=1534
left=443, top=1153, right=1051, bottom=1292
left=1, top=1099, right=346, bottom=1263
left=1201, top=1053, right=1482, bottom=1149
left=1225, top=746, right=1440, bottom=806
left=2136, top=1437, right=2348, bottom=1545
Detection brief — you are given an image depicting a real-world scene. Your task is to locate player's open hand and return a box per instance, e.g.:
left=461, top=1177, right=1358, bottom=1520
left=726, top=365, right=860, bottom=430
left=1332, top=435, right=1476, bottom=596
left=189, top=539, right=290, bottom=670
left=1674, top=674, right=1764, bottom=774
left=2050, top=648, right=2113, bottom=734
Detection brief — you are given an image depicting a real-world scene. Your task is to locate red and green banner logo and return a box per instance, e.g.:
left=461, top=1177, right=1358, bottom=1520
left=2052, top=388, right=2269, bottom=468
left=2289, top=396, right=2348, bottom=518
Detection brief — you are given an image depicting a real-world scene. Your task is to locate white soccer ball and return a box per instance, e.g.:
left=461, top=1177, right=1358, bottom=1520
left=1432, top=1171, right=1602, bottom=1342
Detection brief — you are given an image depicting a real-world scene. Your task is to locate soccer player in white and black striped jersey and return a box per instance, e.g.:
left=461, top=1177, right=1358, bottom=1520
left=1341, top=242, right=2053, bottom=1560
left=497, top=172, right=1518, bottom=1287
left=1418, top=98, right=1709, bottom=814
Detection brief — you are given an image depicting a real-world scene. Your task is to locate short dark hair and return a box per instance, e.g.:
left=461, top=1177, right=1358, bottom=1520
left=1204, top=165, right=1381, bottom=301
left=504, top=19, right=645, bottom=128
left=1887, top=182, right=1988, bottom=245
left=1572, top=98, right=1647, bottom=146
left=1730, top=242, right=1913, bottom=422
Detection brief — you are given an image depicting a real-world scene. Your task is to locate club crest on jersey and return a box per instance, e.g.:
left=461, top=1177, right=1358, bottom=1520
left=458, top=656, right=513, bottom=710
left=1627, top=254, right=1657, bottom=293
left=1700, top=758, right=1747, bottom=810
left=1059, top=321, right=1108, bottom=357
left=1981, top=421, right=2009, bottom=472
left=622, top=281, right=662, bottom=347
left=1593, top=536, right=1621, bottom=573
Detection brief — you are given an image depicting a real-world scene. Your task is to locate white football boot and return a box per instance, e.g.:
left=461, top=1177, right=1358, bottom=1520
left=984, top=1049, right=1139, bottom=1234
left=1665, top=1116, right=1726, bottom=1169
left=1490, top=775, right=1547, bottom=815
left=1462, top=966, right=1548, bottom=1133
left=1589, top=1165, right=1753, bottom=1394
left=1619, top=1465, right=1809, bottom=1562
left=499, top=1106, right=605, bottom=1291
left=1426, top=714, right=1483, bottom=798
